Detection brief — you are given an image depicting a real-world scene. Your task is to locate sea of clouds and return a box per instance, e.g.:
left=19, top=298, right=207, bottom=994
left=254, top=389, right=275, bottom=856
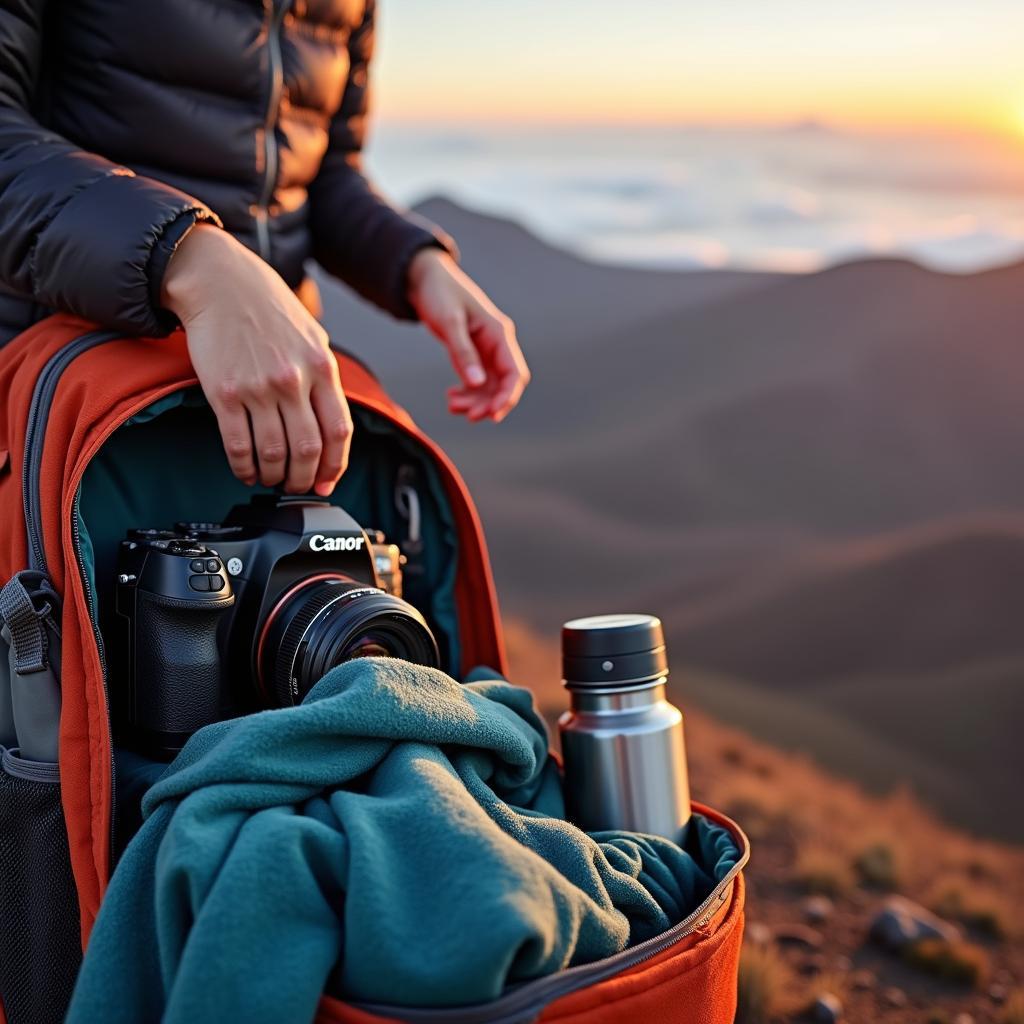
left=368, top=122, right=1024, bottom=274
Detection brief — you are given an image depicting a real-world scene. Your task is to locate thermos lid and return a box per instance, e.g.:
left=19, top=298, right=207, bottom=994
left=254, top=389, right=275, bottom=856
left=561, top=613, right=668, bottom=687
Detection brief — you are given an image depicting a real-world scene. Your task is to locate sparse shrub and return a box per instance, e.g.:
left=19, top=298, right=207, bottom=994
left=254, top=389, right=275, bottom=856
left=964, top=856, right=997, bottom=882
left=932, top=886, right=1008, bottom=941
left=901, top=938, right=990, bottom=987
left=854, top=841, right=902, bottom=890
left=926, top=1012, right=951, bottom=1024
left=966, top=905, right=1008, bottom=940
left=720, top=744, right=745, bottom=766
left=736, top=942, right=787, bottom=1023
left=1001, top=989, right=1024, bottom=1024
left=931, top=886, right=964, bottom=919
left=795, top=848, right=855, bottom=897
left=723, top=795, right=777, bottom=842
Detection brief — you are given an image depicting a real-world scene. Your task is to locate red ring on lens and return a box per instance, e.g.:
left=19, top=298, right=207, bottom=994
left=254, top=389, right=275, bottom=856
left=254, top=573, right=349, bottom=704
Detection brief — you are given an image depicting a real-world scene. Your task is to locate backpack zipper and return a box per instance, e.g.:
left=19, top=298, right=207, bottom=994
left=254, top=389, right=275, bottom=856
left=22, top=330, right=120, bottom=576
left=255, top=0, right=290, bottom=261
left=21, top=329, right=121, bottom=850
left=23, top=328, right=120, bottom=672
left=349, top=828, right=750, bottom=1024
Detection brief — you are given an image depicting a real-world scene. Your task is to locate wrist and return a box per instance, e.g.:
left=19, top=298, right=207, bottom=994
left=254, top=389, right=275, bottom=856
left=161, top=222, right=235, bottom=316
left=406, top=245, right=452, bottom=297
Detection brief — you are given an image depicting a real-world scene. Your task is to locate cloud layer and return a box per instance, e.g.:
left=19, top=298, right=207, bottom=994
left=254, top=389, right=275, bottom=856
left=370, top=124, right=1024, bottom=273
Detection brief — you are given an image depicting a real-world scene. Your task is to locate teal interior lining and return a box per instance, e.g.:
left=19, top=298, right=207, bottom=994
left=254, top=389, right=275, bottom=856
left=77, top=387, right=461, bottom=674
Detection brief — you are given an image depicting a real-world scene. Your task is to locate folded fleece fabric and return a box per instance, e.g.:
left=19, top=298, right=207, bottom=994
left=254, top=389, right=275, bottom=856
left=67, top=659, right=738, bottom=1023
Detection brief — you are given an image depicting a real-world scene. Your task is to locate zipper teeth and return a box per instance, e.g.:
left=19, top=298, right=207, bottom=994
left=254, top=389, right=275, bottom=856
left=20, top=330, right=121, bottom=865
left=67, top=382, right=213, bottom=865
left=351, top=829, right=750, bottom=1024
left=2, top=747, right=62, bottom=783
left=71, top=491, right=106, bottom=678
left=22, top=330, right=120, bottom=572
left=256, top=1, right=288, bottom=261
left=72, top=490, right=118, bottom=856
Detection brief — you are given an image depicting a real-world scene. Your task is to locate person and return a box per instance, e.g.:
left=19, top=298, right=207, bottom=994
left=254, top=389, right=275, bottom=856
left=0, top=0, right=530, bottom=497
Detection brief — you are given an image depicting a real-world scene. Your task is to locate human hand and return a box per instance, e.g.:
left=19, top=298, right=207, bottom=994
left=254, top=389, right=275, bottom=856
left=407, top=248, right=530, bottom=422
left=162, top=224, right=352, bottom=496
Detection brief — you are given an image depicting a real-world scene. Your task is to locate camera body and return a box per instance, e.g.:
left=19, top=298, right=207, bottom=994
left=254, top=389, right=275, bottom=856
left=111, top=495, right=437, bottom=757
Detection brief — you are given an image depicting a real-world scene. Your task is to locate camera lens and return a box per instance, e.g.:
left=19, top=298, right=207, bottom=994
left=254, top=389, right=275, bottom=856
left=257, top=577, right=440, bottom=707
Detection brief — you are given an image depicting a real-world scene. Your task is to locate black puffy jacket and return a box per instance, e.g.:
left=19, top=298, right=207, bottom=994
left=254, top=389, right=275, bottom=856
left=0, top=0, right=452, bottom=341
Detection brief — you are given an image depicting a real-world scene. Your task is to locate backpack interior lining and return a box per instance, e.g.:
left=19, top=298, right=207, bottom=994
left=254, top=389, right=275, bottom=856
left=76, top=387, right=462, bottom=676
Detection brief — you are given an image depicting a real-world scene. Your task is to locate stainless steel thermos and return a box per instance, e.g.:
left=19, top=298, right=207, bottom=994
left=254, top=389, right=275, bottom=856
left=558, top=614, right=691, bottom=843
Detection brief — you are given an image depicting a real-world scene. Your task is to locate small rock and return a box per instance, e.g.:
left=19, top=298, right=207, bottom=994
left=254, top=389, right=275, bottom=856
left=989, top=984, right=1008, bottom=1004
left=882, top=986, right=907, bottom=1008
left=798, top=953, right=827, bottom=976
left=833, top=954, right=853, bottom=972
left=812, top=992, right=843, bottom=1023
left=746, top=922, right=771, bottom=947
left=803, top=895, right=834, bottom=924
left=952, top=1015, right=974, bottom=1024
left=869, top=895, right=962, bottom=951
left=774, top=923, right=824, bottom=949
left=850, top=969, right=876, bottom=991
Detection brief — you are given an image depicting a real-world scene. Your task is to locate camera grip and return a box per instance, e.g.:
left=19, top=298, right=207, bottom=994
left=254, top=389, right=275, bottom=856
left=131, top=593, right=230, bottom=741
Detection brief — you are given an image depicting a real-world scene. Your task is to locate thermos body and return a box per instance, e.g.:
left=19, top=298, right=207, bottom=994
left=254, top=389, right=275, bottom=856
left=559, top=681, right=690, bottom=840
left=558, top=614, right=691, bottom=844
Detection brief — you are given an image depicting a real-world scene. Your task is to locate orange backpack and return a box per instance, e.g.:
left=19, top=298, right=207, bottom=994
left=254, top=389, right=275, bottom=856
left=0, top=317, right=747, bottom=1024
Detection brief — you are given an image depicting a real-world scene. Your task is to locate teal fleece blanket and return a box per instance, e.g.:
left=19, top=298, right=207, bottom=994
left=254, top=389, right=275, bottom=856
left=67, top=659, right=738, bottom=1023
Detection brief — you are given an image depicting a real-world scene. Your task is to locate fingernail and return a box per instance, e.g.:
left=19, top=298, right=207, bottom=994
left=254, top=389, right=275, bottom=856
left=467, top=366, right=486, bottom=387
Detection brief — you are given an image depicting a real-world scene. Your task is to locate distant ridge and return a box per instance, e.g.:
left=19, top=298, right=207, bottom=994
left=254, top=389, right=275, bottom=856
left=317, top=195, right=780, bottom=385
left=672, top=515, right=1024, bottom=682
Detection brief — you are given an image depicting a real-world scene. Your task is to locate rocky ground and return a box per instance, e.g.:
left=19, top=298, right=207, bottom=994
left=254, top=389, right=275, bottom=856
left=504, top=621, right=1024, bottom=1024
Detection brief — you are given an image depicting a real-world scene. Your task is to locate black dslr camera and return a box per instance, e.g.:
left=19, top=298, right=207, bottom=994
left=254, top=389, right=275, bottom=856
left=110, top=495, right=439, bottom=757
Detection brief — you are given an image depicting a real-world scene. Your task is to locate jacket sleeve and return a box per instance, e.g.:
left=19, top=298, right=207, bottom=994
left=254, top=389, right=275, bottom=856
left=307, top=0, right=456, bottom=321
left=0, top=0, right=221, bottom=336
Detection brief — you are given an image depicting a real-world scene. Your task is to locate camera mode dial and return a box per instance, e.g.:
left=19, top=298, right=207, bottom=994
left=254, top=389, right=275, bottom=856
left=176, top=521, right=244, bottom=541
left=121, top=539, right=234, bottom=603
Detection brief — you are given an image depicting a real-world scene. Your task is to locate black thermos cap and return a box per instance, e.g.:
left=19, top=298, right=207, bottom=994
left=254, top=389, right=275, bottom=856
left=561, top=613, right=668, bottom=687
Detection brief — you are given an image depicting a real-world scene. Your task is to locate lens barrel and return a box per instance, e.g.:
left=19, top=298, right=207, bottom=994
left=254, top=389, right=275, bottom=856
left=259, top=577, right=439, bottom=707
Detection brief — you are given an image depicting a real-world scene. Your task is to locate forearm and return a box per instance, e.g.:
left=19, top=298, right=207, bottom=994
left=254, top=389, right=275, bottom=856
left=308, top=158, right=456, bottom=320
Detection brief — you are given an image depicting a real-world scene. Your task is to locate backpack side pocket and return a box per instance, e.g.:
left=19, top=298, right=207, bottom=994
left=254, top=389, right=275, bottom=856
left=0, top=748, right=81, bottom=1024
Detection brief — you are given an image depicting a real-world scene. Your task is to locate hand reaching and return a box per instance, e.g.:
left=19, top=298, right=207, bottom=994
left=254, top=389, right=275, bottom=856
left=162, top=224, right=352, bottom=496
left=407, top=248, right=530, bottom=423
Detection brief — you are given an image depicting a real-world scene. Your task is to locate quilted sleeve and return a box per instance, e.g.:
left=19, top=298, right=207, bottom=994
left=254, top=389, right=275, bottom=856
left=0, top=0, right=221, bottom=335
left=307, top=0, right=457, bottom=320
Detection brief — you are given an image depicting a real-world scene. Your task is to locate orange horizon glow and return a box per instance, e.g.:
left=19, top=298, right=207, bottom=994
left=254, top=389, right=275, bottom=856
left=375, top=83, right=1024, bottom=142
left=376, top=104, right=1023, bottom=143
left=376, top=3, right=1024, bottom=144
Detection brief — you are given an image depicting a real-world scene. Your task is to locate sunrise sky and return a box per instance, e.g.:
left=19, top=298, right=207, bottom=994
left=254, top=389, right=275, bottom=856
left=375, top=1, right=1023, bottom=137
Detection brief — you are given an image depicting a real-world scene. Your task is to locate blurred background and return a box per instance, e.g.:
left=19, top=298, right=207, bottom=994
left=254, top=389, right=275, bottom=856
left=322, top=6, right=1024, bottom=1018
